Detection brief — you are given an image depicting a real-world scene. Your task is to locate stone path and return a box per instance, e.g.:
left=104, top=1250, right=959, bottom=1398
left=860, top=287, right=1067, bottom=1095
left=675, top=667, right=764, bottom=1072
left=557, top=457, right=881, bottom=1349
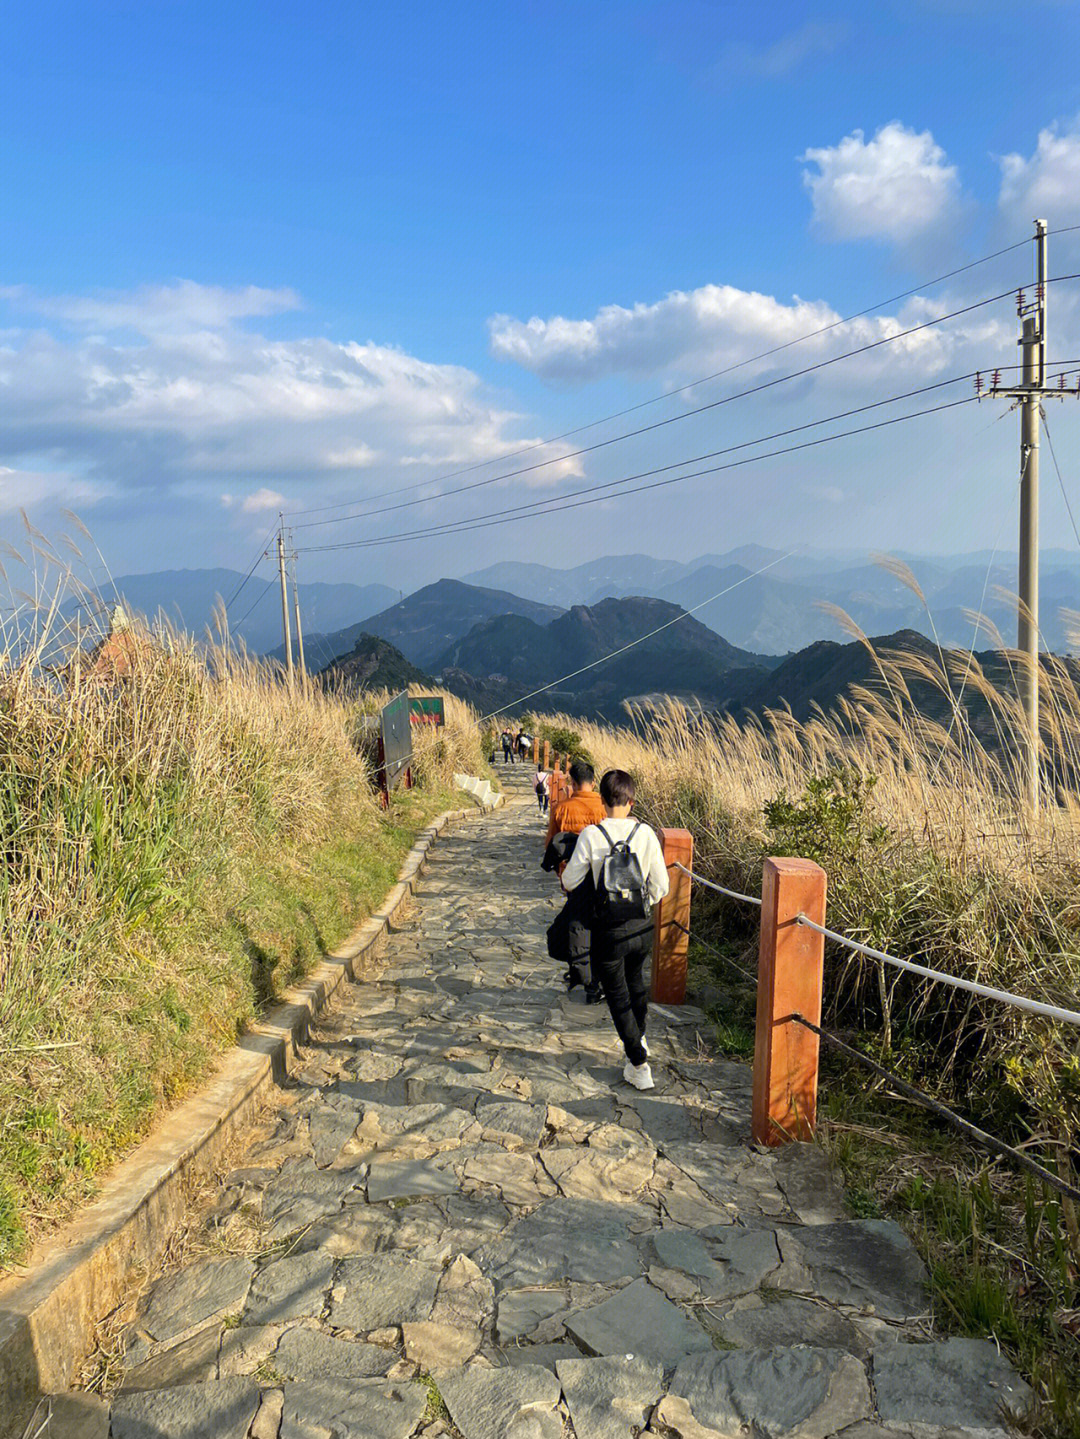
left=58, top=764, right=1030, bottom=1438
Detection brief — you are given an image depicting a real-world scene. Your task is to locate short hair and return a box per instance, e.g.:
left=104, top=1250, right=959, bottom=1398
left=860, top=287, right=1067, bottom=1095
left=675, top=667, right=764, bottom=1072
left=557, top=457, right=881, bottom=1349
left=600, top=769, right=636, bottom=807
left=569, top=760, right=594, bottom=788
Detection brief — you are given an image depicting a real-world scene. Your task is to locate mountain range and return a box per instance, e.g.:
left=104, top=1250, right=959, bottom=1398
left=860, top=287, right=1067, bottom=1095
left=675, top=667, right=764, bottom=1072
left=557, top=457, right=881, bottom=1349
left=74, top=548, right=1079, bottom=662
left=433, top=595, right=779, bottom=721
left=280, top=579, right=564, bottom=672
left=463, top=549, right=1080, bottom=654
left=65, top=568, right=397, bottom=657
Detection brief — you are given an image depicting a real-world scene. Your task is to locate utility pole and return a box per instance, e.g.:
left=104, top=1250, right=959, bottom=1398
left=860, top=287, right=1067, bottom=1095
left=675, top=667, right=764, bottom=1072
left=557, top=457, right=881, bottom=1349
left=276, top=517, right=294, bottom=689
left=291, top=551, right=306, bottom=685
left=983, top=219, right=1078, bottom=816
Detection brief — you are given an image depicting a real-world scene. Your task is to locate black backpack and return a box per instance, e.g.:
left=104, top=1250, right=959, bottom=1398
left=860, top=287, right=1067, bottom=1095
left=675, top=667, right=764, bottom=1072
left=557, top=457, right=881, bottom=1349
left=593, top=822, right=650, bottom=928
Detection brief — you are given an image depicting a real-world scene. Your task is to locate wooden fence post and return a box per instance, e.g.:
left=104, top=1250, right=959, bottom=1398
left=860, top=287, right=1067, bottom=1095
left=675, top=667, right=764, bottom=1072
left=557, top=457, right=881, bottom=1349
left=752, top=857, right=827, bottom=1145
left=533, top=736, right=540, bottom=763
left=652, top=829, right=693, bottom=1003
left=543, top=740, right=550, bottom=770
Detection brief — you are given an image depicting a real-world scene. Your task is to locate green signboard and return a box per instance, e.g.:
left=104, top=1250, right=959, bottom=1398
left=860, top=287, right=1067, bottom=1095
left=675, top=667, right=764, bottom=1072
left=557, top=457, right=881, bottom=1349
left=409, top=695, right=445, bottom=727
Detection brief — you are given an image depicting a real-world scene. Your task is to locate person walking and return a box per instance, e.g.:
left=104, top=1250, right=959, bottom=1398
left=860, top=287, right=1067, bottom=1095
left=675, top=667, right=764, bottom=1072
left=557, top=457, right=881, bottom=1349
left=501, top=729, right=513, bottom=765
left=534, top=765, right=550, bottom=813
left=560, top=769, right=669, bottom=1090
left=544, top=760, right=604, bottom=847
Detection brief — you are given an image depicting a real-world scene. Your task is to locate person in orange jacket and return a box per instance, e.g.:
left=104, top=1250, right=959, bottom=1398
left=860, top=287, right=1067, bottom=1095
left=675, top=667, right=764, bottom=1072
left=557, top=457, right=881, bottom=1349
left=545, top=760, right=605, bottom=848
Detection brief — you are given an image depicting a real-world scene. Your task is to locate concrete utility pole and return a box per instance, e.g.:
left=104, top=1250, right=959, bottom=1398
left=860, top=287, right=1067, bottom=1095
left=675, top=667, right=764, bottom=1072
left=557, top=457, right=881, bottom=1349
left=277, top=518, right=294, bottom=689
left=292, top=554, right=306, bottom=684
left=983, top=219, right=1078, bottom=816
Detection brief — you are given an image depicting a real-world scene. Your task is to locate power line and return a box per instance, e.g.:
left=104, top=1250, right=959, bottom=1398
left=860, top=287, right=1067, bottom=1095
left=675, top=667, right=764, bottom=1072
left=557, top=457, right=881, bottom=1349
left=298, top=364, right=1080, bottom=557
left=293, top=287, right=1026, bottom=536
left=1041, top=409, right=1080, bottom=552
left=283, top=235, right=1036, bottom=523
left=223, top=523, right=276, bottom=611
left=230, top=577, right=276, bottom=633
left=478, top=549, right=798, bottom=722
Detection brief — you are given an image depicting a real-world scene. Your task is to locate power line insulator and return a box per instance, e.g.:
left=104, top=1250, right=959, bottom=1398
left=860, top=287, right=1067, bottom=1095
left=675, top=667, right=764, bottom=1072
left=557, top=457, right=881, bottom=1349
left=974, top=372, right=984, bottom=395
left=1016, top=288, right=1026, bottom=314
left=991, top=369, right=1001, bottom=389
left=1060, top=372, right=1067, bottom=391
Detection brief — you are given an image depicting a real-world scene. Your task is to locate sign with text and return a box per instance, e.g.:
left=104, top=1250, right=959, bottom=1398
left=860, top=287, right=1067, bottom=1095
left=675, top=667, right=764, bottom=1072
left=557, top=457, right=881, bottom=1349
left=409, top=695, right=445, bottom=727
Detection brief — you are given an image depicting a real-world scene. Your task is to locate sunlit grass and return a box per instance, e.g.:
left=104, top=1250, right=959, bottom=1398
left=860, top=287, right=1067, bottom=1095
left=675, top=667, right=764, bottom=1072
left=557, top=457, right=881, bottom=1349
left=0, top=540, right=486, bottom=1264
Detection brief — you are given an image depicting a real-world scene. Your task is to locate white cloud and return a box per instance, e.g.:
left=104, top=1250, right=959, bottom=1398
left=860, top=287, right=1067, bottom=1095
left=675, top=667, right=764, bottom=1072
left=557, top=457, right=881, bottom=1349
left=0, top=281, right=301, bottom=333
left=488, top=280, right=1006, bottom=385
left=0, top=281, right=549, bottom=513
left=0, top=466, right=106, bottom=513
left=800, top=122, right=961, bottom=242
left=240, top=487, right=286, bottom=514
left=720, top=20, right=846, bottom=79
left=999, top=119, right=1080, bottom=223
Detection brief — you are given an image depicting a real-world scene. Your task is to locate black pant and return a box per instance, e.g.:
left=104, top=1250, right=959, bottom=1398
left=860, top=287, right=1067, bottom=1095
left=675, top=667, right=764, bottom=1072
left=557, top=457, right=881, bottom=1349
left=591, top=923, right=652, bottom=1066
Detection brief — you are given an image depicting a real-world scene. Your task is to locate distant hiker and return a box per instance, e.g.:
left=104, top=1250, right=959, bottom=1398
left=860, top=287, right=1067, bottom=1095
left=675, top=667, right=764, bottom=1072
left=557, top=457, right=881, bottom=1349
left=534, top=765, right=550, bottom=813
left=513, top=728, right=524, bottom=762
left=501, top=729, right=513, bottom=764
left=519, top=731, right=533, bottom=762
left=545, top=759, right=604, bottom=848
left=560, top=769, right=669, bottom=1091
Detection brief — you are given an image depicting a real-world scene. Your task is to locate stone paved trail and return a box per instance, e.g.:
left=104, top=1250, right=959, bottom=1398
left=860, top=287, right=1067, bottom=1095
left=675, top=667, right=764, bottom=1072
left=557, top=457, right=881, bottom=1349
left=68, top=765, right=1031, bottom=1438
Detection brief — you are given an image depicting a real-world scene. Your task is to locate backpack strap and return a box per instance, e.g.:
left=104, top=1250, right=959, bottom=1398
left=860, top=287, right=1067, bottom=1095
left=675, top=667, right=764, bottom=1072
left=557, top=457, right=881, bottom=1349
left=595, top=823, right=614, bottom=851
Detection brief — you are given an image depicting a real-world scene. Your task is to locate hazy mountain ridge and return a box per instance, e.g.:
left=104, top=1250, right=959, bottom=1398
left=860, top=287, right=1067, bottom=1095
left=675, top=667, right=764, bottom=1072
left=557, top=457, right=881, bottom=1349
left=435, top=594, right=775, bottom=721
left=68, top=568, right=397, bottom=656
left=463, top=549, right=1080, bottom=653
left=271, top=578, right=565, bottom=671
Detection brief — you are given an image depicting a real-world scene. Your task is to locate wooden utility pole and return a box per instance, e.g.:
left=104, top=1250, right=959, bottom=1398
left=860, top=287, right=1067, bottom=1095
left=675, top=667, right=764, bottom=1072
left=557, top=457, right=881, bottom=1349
left=277, top=518, right=294, bottom=688
left=983, top=219, right=1078, bottom=816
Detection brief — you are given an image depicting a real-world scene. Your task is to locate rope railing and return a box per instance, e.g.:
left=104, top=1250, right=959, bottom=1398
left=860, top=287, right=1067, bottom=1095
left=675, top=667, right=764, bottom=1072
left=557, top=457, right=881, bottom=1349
left=793, top=912, right=1080, bottom=1028
left=660, top=849, right=1080, bottom=1200
left=670, top=860, right=1080, bottom=1028
left=673, top=862, right=761, bottom=907
left=662, top=853, right=1080, bottom=1198
left=782, top=1009, right=1080, bottom=1202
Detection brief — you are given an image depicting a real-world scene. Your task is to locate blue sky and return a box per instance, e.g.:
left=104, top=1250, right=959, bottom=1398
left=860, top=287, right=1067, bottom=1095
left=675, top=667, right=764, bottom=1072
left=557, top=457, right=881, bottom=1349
left=3, top=0, right=1080, bottom=592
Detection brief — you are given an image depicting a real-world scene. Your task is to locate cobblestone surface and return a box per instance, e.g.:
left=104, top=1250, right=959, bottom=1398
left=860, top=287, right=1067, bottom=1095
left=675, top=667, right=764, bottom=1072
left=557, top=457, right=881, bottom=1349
left=59, top=765, right=1030, bottom=1437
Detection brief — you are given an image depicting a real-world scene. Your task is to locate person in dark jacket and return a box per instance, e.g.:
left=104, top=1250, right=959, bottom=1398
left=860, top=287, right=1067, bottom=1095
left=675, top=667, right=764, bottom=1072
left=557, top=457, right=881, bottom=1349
left=543, top=831, right=600, bottom=999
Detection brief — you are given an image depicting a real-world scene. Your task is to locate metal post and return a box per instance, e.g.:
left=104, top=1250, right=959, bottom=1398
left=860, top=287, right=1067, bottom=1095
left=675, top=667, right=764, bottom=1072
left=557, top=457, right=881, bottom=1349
left=277, top=521, right=294, bottom=689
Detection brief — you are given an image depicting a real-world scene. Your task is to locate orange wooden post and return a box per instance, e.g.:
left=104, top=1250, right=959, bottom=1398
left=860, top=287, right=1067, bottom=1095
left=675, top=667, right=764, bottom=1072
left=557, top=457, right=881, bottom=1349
left=533, top=735, right=540, bottom=763
left=652, top=829, right=693, bottom=1003
left=543, top=740, right=550, bottom=769
left=752, top=857, right=827, bottom=1144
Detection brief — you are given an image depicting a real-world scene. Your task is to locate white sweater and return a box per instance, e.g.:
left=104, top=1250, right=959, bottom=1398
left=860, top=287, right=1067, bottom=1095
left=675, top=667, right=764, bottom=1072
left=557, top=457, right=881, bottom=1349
left=561, top=817, right=670, bottom=906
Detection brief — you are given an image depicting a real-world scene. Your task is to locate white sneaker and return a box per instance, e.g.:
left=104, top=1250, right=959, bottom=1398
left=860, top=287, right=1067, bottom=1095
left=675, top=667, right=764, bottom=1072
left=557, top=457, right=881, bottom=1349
left=623, top=1060, right=655, bottom=1091
left=620, top=1037, right=648, bottom=1055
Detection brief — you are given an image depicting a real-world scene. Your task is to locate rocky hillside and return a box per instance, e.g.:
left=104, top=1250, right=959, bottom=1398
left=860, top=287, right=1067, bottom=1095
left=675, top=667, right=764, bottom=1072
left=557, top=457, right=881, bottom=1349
left=318, top=634, right=433, bottom=692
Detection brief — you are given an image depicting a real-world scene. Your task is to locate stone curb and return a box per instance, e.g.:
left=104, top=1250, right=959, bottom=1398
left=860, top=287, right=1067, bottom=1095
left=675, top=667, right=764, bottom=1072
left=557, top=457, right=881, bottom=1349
left=0, top=795, right=500, bottom=1436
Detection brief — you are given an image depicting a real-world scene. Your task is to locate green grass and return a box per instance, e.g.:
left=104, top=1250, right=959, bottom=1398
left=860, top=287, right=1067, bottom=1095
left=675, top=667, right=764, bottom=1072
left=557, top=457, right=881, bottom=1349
left=0, top=627, right=484, bottom=1268
left=417, top=1372, right=450, bottom=1424
left=821, top=1067, right=1079, bottom=1437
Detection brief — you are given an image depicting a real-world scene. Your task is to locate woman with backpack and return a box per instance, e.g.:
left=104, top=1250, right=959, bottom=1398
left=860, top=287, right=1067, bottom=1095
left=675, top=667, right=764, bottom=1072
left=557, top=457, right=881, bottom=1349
left=559, top=769, right=669, bottom=1091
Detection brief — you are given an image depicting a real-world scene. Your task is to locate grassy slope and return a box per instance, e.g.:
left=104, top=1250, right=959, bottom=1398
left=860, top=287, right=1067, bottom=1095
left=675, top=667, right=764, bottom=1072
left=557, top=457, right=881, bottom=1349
left=0, top=630, right=486, bottom=1267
